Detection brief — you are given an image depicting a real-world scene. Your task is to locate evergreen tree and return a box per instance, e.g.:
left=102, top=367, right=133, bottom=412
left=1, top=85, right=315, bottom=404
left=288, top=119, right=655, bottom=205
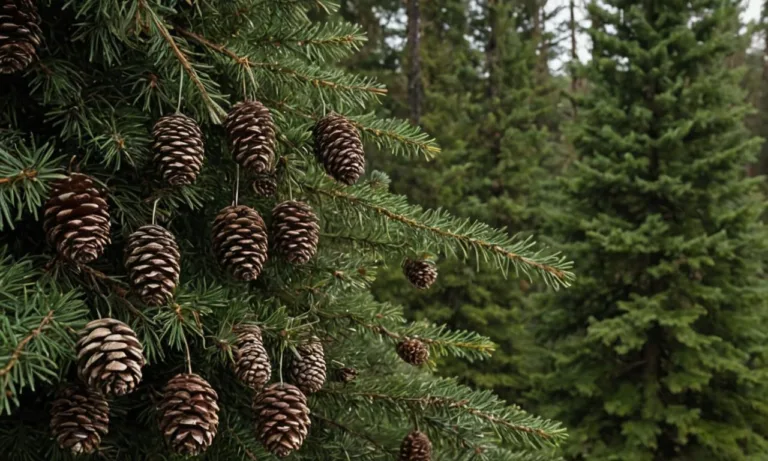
left=533, top=1, right=768, bottom=459
left=0, top=1, right=574, bottom=459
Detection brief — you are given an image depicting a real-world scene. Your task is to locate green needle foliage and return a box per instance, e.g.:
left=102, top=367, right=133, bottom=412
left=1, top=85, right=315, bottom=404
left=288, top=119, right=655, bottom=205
left=0, top=0, right=571, bottom=459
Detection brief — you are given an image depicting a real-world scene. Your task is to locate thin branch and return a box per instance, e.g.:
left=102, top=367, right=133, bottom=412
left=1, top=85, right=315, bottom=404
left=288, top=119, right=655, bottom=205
left=312, top=413, right=394, bottom=453
left=0, top=310, right=55, bottom=377
left=0, top=169, right=38, bottom=186
left=231, top=431, right=260, bottom=461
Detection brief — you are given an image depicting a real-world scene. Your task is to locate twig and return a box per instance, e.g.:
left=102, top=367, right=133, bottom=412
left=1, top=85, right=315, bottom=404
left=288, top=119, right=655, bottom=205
left=0, top=169, right=38, bottom=185
left=231, top=431, right=260, bottom=461
left=0, top=310, right=55, bottom=377
left=312, top=413, right=394, bottom=453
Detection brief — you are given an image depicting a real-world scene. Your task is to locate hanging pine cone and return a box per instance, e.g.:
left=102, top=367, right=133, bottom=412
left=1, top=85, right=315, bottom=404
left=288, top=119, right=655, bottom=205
left=335, top=366, right=358, bottom=383
left=153, top=113, right=205, bottom=186
left=212, top=205, right=269, bottom=281
left=224, top=100, right=276, bottom=175
left=288, top=336, right=326, bottom=394
left=399, top=431, right=432, bottom=461
left=397, top=338, right=429, bottom=366
left=403, top=258, right=437, bottom=290
left=43, top=173, right=111, bottom=264
left=50, top=384, right=109, bottom=455
left=272, top=200, right=319, bottom=264
left=252, top=383, right=311, bottom=458
left=124, top=224, right=181, bottom=306
left=251, top=172, right=278, bottom=198
left=232, top=324, right=271, bottom=392
left=76, top=318, right=145, bottom=397
left=0, top=0, right=42, bottom=74
left=158, top=373, right=220, bottom=456
left=313, top=112, right=365, bottom=185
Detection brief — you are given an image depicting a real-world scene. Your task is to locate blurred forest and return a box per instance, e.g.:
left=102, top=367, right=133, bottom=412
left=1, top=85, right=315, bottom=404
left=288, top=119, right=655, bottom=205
left=337, top=0, right=768, bottom=459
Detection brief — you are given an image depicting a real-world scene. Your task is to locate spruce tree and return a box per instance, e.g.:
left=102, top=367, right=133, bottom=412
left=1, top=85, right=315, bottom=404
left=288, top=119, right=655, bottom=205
left=533, top=1, right=768, bottom=459
left=0, top=1, right=573, bottom=459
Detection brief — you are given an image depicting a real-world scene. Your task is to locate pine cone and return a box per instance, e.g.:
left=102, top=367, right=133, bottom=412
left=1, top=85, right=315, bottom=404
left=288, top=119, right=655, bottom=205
left=251, top=172, right=278, bottom=198
left=224, top=100, right=276, bottom=175
left=76, top=318, right=145, bottom=397
left=124, top=224, right=181, bottom=306
left=43, top=173, right=111, bottom=264
left=272, top=200, right=319, bottom=264
left=153, top=113, right=205, bottom=186
left=335, top=366, right=358, bottom=383
left=212, top=205, right=269, bottom=281
left=50, top=384, right=109, bottom=455
left=288, top=337, right=326, bottom=394
left=397, top=338, right=429, bottom=366
left=399, top=431, right=432, bottom=461
left=313, top=112, right=365, bottom=185
left=158, top=373, right=220, bottom=456
left=0, top=0, right=42, bottom=74
left=403, top=259, right=437, bottom=290
left=233, top=324, right=271, bottom=392
left=252, top=383, right=311, bottom=458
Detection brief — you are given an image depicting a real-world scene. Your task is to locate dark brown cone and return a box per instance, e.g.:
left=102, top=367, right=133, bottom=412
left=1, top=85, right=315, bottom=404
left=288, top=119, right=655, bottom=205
left=272, top=200, right=319, bottom=265
left=76, top=318, right=145, bottom=397
left=158, top=373, right=220, bottom=456
left=313, top=112, right=365, bottom=185
left=153, top=113, right=205, bottom=186
left=0, top=0, right=42, bottom=74
left=251, top=172, right=277, bottom=198
left=212, top=205, right=269, bottom=281
left=252, top=383, right=310, bottom=458
left=397, top=338, right=429, bottom=366
left=224, top=100, right=276, bottom=175
left=43, top=173, right=111, bottom=264
left=335, top=366, right=358, bottom=383
left=233, top=324, right=271, bottom=392
left=399, top=431, right=432, bottom=461
left=403, top=259, right=437, bottom=290
left=50, top=384, right=109, bottom=455
left=288, top=336, right=326, bottom=394
left=124, top=224, right=181, bottom=306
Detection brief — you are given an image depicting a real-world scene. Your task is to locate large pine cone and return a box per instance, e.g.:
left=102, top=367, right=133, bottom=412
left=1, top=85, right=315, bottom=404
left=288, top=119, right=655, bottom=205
left=0, top=0, right=42, bottom=74
left=76, top=318, right=145, bottom=397
left=397, top=338, right=429, bottom=366
left=212, top=205, right=269, bottom=281
left=233, top=324, right=271, bottom=392
left=124, top=224, right=181, bottom=306
left=252, top=383, right=311, bottom=458
left=288, top=336, right=326, bottom=394
left=153, top=113, right=205, bottom=186
left=224, top=100, right=276, bottom=175
left=313, top=112, right=365, bottom=185
left=403, top=258, right=437, bottom=290
left=43, top=173, right=111, bottom=264
left=272, top=200, right=319, bottom=265
left=158, top=373, right=220, bottom=456
left=399, top=431, right=432, bottom=461
left=50, top=384, right=109, bottom=455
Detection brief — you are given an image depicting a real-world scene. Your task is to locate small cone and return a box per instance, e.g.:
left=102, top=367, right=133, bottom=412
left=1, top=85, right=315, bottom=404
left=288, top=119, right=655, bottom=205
left=251, top=172, right=278, bottom=198
left=43, top=173, right=111, bottom=264
left=232, top=324, right=271, bottom=392
left=124, top=224, right=181, bottom=306
left=403, top=258, right=437, bottom=290
left=272, top=200, right=319, bottom=264
left=253, top=383, right=311, bottom=458
left=212, top=205, right=269, bottom=281
left=50, top=384, right=109, bottom=455
left=158, top=373, right=220, bottom=456
left=0, top=0, right=42, bottom=74
left=76, top=318, right=145, bottom=396
left=224, top=100, right=276, bottom=175
left=313, top=112, right=365, bottom=185
left=335, top=366, right=358, bottom=383
left=288, top=336, right=326, bottom=394
left=399, top=431, right=432, bottom=461
left=397, top=338, right=429, bottom=366
left=153, top=113, right=205, bottom=186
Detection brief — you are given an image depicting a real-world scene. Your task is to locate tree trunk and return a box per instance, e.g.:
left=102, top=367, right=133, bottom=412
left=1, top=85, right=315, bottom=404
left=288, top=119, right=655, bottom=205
left=406, top=0, right=422, bottom=125
left=570, top=0, right=578, bottom=90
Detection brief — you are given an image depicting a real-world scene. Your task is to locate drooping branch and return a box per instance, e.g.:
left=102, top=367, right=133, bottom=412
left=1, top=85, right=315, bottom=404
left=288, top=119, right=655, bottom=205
left=0, top=310, right=55, bottom=378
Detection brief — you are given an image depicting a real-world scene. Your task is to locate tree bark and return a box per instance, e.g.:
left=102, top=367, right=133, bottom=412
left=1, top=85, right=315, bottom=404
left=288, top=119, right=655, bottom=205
left=570, top=0, right=578, bottom=90
left=406, top=0, right=422, bottom=125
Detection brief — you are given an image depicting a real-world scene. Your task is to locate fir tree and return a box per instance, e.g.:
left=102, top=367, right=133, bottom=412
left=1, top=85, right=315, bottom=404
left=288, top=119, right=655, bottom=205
left=533, top=1, right=768, bottom=459
left=0, top=1, right=573, bottom=460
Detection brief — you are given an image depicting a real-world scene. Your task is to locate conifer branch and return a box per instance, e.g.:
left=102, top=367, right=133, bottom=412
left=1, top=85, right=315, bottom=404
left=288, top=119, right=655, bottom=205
left=312, top=413, right=393, bottom=453
left=0, top=310, right=55, bottom=378
left=0, top=169, right=37, bottom=185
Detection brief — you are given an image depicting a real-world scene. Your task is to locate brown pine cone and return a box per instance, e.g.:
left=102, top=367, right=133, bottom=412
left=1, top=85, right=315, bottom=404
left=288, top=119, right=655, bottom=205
left=158, top=373, right=220, bottom=456
left=153, top=113, right=205, bottom=186
left=232, top=324, right=271, bottom=392
left=0, top=0, right=42, bottom=74
left=212, top=205, right=269, bottom=281
left=403, top=258, right=437, bottom=290
left=124, top=224, right=181, bottom=306
left=50, top=384, right=109, bottom=455
left=399, top=430, right=432, bottom=461
left=252, top=383, right=311, bottom=458
left=335, top=366, right=358, bottom=383
left=288, top=336, right=326, bottom=394
left=251, top=172, right=278, bottom=198
left=397, top=338, right=429, bottom=366
left=43, top=173, right=111, bottom=264
left=272, top=200, right=319, bottom=265
left=313, top=112, right=365, bottom=185
left=224, top=100, right=276, bottom=175
left=76, top=318, right=145, bottom=396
